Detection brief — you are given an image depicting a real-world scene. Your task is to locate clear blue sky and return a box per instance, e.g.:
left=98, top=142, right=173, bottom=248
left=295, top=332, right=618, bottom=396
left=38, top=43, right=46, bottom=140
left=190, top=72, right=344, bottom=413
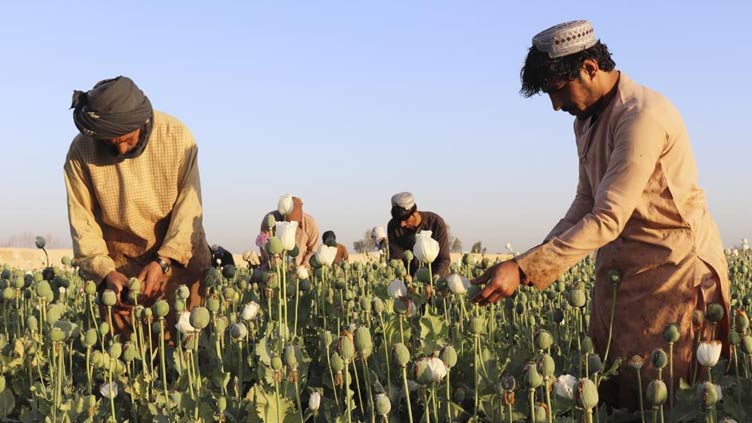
left=1, top=1, right=749, bottom=253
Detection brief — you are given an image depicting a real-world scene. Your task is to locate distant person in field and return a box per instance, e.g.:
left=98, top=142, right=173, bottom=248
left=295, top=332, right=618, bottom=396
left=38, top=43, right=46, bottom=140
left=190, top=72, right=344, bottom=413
left=258, top=196, right=319, bottom=268
left=471, top=20, right=730, bottom=409
left=64, top=76, right=211, bottom=339
left=387, top=192, right=451, bottom=278
left=371, top=225, right=388, bottom=257
left=210, top=244, right=235, bottom=268
left=322, top=230, right=349, bottom=264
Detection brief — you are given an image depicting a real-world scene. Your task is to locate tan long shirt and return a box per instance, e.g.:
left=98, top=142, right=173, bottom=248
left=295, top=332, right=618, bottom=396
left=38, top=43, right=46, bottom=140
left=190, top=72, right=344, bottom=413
left=260, top=212, right=319, bottom=267
left=64, top=111, right=210, bottom=282
left=514, top=73, right=730, bottom=407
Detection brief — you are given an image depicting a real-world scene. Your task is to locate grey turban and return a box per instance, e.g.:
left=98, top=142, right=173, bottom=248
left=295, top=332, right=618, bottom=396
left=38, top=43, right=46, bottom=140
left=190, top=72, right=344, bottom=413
left=71, top=76, right=153, bottom=139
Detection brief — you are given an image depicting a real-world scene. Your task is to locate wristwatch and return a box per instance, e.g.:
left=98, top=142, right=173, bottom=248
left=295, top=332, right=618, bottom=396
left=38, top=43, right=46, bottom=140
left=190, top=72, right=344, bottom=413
left=153, top=257, right=171, bottom=274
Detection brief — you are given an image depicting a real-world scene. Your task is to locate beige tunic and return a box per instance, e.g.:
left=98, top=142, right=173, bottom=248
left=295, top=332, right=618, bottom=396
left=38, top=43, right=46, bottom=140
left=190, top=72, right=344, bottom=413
left=64, top=111, right=211, bottom=336
left=515, top=73, right=730, bottom=408
left=260, top=212, right=319, bottom=268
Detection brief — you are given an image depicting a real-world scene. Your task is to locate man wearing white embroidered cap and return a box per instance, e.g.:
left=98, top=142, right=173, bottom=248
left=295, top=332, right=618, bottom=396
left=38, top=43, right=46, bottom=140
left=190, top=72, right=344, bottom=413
left=387, top=192, right=451, bottom=279
left=471, top=20, right=730, bottom=410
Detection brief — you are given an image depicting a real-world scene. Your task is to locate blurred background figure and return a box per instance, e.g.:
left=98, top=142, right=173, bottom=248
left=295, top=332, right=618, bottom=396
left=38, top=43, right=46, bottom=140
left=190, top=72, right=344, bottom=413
left=322, top=230, right=349, bottom=264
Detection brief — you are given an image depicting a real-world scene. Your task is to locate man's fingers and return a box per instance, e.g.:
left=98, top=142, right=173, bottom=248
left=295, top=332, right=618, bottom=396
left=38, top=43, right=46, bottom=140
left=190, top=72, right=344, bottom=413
left=472, top=283, right=496, bottom=304
left=470, top=268, right=492, bottom=286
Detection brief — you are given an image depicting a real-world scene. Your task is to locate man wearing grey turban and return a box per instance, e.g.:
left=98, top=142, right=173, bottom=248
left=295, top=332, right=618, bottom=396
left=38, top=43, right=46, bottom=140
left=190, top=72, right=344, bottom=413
left=387, top=192, right=451, bottom=279
left=471, top=20, right=729, bottom=411
left=64, top=76, right=211, bottom=340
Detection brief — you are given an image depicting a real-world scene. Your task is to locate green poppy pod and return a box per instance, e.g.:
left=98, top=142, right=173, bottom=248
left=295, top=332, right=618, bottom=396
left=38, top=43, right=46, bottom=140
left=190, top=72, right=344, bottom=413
left=413, top=360, right=433, bottom=385
left=27, top=316, right=38, bottom=332
left=271, top=356, right=283, bottom=371
left=392, top=343, right=410, bottom=367
left=265, top=214, right=276, bottom=230
left=189, top=307, right=211, bottom=330
left=462, top=253, right=476, bottom=266
left=321, top=331, right=333, bottom=348
left=538, top=353, right=556, bottom=378
left=581, top=337, right=595, bottom=354
left=735, top=310, right=750, bottom=333
left=85, top=281, right=97, bottom=295
left=730, top=331, right=741, bottom=346
left=372, top=298, right=385, bottom=314
left=83, top=328, right=98, bottom=347
left=535, top=330, right=554, bottom=351
left=647, top=379, right=668, bottom=406
left=469, top=317, right=485, bottom=335
left=230, top=323, right=247, bottom=340
left=706, top=303, right=724, bottom=323
left=354, top=327, right=373, bottom=358
left=742, top=335, right=752, bottom=354
left=2, top=287, right=16, bottom=301
left=330, top=352, right=345, bottom=372
left=553, top=309, right=565, bottom=324
left=284, top=345, right=298, bottom=369
left=35, top=281, right=52, bottom=299
left=217, top=396, right=227, bottom=412
left=99, top=322, right=110, bottom=337
left=153, top=300, right=170, bottom=318
left=534, top=403, right=548, bottom=422
left=650, top=348, right=668, bottom=370
left=567, top=289, right=587, bottom=308
left=454, top=387, right=467, bottom=403
left=266, top=238, right=283, bottom=256
left=574, top=378, right=599, bottom=410
left=49, top=327, right=66, bottom=342
left=288, top=245, right=300, bottom=258
left=439, top=345, right=458, bottom=369
left=13, top=277, right=24, bottom=290
left=375, top=393, right=391, bottom=416
left=176, top=284, right=190, bottom=300
left=35, top=236, right=46, bottom=249
left=607, top=269, right=622, bottom=286
left=337, top=335, right=355, bottom=362
left=127, top=278, right=141, bottom=293
left=662, top=323, right=681, bottom=343
left=403, top=250, right=414, bottom=262
left=415, top=268, right=431, bottom=284
left=588, top=354, right=603, bottom=374
left=122, top=343, right=138, bottom=362
left=696, top=381, right=720, bottom=406
left=222, top=265, right=236, bottom=279
left=206, top=296, right=220, bottom=313
left=108, top=342, right=122, bottom=360
left=522, top=363, right=543, bottom=389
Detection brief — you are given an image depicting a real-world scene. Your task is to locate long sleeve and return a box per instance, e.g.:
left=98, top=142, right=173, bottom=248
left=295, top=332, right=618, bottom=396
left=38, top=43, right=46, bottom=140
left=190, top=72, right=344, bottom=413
left=516, top=112, right=666, bottom=290
left=387, top=220, right=404, bottom=260
left=430, top=216, right=452, bottom=278
left=301, top=217, right=319, bottom=266
left=157, top=138, right=204, bottom=266
left=64, top=147, right=116, bottom=282
left=544, top=162, right=595, bottom=242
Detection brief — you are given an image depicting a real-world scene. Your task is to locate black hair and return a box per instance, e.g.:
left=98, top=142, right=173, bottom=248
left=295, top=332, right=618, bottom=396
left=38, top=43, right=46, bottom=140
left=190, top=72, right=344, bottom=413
left=322, top=230, right=336, bottom=242
left=520, top=41, right=615, bottom=97
left=391, top=204, right=417, bottom=222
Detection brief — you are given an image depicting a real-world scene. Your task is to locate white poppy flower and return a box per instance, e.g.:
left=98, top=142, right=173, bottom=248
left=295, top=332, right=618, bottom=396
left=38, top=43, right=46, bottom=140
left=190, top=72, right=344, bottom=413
left=275, top=221, right=298, bottom=251
left=308, top=391, right=321, bottom=411
left=554, top=374, right=577, bottom=400
left=696, top=341, right=722, bottom=367
left=426, top=357, right=448, bottom=382
left=175, top=311, right=195, bottom=335
left=278, top=194, right=294, bottom=216
left=100, top=381, right=119, bottom=399
left=240, top=301, right=260, bottom=321
left=296, top=266, right=310, bottom=280
left=413, top=231, right=440, bottom=264
left=387, top=279, right=408, bottom=299
left=316, top=245, right=338, bottom=267
left=446, top=274, right=470, bottom=294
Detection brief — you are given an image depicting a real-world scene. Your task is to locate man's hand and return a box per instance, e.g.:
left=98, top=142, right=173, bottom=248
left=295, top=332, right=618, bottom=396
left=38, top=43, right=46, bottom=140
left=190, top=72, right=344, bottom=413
left=104, top=271, right=129, bottom=307
left=471, top=260, right=522, bottom=306
left=137, top=259, right=168, bottom=299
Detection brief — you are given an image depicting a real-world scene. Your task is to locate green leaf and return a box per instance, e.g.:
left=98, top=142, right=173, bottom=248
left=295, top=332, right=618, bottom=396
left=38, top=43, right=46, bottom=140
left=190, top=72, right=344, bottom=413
left=253, top=385, right=300, bottom=423
left=0, top=388, right=16, bottom=417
